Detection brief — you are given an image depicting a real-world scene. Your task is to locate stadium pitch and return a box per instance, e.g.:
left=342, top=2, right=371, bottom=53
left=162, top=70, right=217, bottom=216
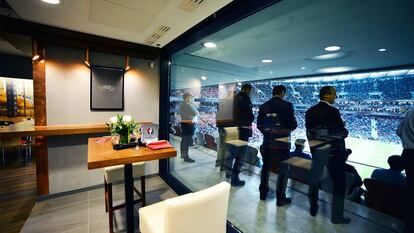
left=346, top=138, right=403, bottom=180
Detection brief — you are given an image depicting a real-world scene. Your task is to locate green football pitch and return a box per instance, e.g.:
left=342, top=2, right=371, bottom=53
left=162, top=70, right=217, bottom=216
left=345, top=138, right=403, bottom=181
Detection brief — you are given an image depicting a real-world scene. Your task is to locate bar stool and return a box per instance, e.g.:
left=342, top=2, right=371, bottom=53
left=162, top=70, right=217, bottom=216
left=104, top=162, right=146, bottom=233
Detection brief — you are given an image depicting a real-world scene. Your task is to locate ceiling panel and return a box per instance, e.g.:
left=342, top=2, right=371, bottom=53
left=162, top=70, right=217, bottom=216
left=105, top=0, right=170, bottom=15
left=90, top=0, right=155, bottom=33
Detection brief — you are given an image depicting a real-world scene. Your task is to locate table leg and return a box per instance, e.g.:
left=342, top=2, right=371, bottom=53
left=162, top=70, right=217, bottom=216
left=124, top=163, right=134, bottom=233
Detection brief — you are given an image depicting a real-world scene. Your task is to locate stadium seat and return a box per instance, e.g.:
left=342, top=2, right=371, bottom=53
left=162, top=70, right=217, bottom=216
left=364, top=178, right=407, bottom=219
left=280, top=144, right=357, bottom=197
left=204, top=134, right=217, bottom=151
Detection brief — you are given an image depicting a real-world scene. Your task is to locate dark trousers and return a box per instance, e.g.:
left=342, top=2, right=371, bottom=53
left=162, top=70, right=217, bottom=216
left=180, top=123, right=194, bottom=158
left=328, top=154, right=347, bottom=220
left=402, top=149, right=414, bottom=233
left=225, top=128, right=250, bottom=179
left=259, top=145, right=290, bottom=199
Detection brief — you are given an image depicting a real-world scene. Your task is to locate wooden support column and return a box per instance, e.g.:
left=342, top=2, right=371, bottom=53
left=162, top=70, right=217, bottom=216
left=32, top=40, right=49, bottom=196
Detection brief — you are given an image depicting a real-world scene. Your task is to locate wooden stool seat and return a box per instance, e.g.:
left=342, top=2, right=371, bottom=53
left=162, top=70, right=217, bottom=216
left=104, top=162, right=146, bottom=233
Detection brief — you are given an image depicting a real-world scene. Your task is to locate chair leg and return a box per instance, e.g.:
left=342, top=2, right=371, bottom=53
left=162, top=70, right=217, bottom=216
left=141, top=176, right=146, bottom=206
left=108, top=183, right=114, bottom=233
left=104, top=178, right=108, bottom=213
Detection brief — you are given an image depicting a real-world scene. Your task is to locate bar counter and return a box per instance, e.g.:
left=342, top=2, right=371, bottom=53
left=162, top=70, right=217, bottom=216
left=0, top=123, right=109, bottom=138
left=0, top=121, right=151, bottom=138
left=0, top=121, right=154, bottom=197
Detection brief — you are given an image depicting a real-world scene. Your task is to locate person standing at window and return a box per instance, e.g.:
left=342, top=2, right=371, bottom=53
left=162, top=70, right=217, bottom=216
left=257, top=85, right=297, bottom=205
left=305, top=86, right=351, bottom=224
left=179, top=92, right=199, bottom=163
left=397, top=108, right=414, bottom=233
left=227, top=84, right=254, bottom=186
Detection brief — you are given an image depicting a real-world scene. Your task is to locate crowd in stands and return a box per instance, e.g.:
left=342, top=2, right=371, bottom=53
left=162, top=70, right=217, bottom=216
left=170, top=74, right=414, bottom=146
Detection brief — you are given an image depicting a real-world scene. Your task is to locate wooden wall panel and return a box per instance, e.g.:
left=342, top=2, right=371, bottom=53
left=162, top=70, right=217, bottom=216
left=33, top=43, right=49, bottom=196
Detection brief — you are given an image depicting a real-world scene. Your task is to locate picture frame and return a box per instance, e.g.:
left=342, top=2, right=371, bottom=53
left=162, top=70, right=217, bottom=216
left=90, top=66, right=124, bottom=111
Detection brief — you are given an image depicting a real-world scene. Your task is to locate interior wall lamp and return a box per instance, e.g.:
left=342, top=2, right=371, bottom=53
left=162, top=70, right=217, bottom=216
left=32, top=40, right=44, bottom=62
left=84, top=48, right=90, bottom=67
left=125, top=54, right=130, bottom=71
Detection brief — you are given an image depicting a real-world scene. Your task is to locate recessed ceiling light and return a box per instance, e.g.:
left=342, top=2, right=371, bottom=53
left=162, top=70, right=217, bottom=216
left=317, top=66, right=356, bottom=73
left=269, top=71, right=273, bottom=74
left=324, top=45, right=341, bottom=52
left=203, top=42, right=216, bottom=48
left=261, top=59, right=272, bottom=63
left=378, top=48, right=387, bottom=52
left=310, top=52, right=346, bottom=60
left=201, top=76, right=207, bottom=80
left=237, top=82, right=242, bottom=86
left=301, top=67, right=306, bottom=70
left=41, top=0, right=61, bottom=4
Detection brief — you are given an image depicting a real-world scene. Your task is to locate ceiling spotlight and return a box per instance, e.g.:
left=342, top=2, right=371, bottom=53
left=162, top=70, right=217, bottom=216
left=301, top=67, right=306, bottom=70
left=324, top=45, right=341, bottom=52
left=378, top=48, right=387, bottom=52
left=84, top=48, right=90, bottom=67
left=41, top=0, right=61, bottom=4
left=261, top=59, right=272, bottom=63
left=201, top=76, right=207, bottom=80
left=237, top=82, right=242, bottom=86
left=317, top=66, right=355, bottom=73
left=32, top=55, right=40, bottom=61
left=310, top=52, right=346, bottom=60
left=203, top=42, right=216, bottom=48
left=125, top=54, right=130, bottom=71
left=32, top=40, right=43, bottom=62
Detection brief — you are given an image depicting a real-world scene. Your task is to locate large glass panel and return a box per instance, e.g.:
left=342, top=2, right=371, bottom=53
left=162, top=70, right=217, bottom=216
left=168, top=0, right=413, bottom=232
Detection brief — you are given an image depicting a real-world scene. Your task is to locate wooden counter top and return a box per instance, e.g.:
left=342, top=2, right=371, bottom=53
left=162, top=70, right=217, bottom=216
left=87, top=137, right=177, bottom=169
left=0, top=121, right=152, bottom=138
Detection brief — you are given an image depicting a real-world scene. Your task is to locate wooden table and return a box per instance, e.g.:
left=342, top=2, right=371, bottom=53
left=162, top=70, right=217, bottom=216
left=87, top=137, right=176, bottom=233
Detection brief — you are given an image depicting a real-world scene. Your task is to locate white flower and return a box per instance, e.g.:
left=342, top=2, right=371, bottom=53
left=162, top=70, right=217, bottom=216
left=110, top=116, right=117, bottom=123
left=123, top=115, right=132, bottom=123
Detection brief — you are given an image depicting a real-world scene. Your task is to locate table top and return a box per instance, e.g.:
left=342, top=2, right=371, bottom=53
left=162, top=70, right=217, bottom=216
left=87, top=137, right=177, bottom=169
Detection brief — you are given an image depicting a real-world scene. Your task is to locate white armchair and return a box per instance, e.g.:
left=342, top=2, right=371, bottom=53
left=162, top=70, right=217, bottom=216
left=139, top=181, right=231, bottom=233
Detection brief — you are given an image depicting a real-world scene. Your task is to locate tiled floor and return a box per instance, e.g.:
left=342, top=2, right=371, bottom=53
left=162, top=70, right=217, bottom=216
left=19, top=136, right=405, bottom=233
left=170, top=135, right=404, bottom=233
left=20, top=176, right=177, bottom=233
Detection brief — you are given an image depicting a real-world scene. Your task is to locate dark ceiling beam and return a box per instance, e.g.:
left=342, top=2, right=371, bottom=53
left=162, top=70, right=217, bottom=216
left=0, top=16, right=160, bottom=59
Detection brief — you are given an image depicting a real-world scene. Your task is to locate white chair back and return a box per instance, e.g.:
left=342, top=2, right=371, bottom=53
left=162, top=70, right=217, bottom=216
left=164, top=182, right=231, bottom=233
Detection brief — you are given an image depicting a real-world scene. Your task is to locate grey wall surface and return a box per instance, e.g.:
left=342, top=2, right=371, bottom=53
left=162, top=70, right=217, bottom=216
left=47, top=134, right=104, bottom=194
left=45, top=45, right=160, bottom=194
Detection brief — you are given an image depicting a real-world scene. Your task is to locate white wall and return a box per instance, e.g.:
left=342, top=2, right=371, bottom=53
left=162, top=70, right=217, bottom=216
left=44, top=45, right=160, bottom=193
left=45, top=46, right=159, bottom=125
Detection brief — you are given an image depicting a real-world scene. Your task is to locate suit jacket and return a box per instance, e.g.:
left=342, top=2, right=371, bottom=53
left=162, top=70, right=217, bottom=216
left=305, top=101, right=348, bottom=156
left=258, top=97, right=297, bottom=147
left=234, top=92, right=254, bottom=127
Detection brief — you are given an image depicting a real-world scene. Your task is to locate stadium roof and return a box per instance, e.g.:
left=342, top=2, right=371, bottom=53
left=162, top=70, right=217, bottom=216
left=172, top=0, right=414, bottom=89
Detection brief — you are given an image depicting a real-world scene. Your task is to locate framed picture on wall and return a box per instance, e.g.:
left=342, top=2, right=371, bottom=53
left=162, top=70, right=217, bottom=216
left=90, top=66, right=124, bottom=111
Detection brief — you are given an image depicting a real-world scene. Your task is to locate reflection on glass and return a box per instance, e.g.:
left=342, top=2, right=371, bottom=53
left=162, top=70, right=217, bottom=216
left=167, top=0, right=413, bottom=231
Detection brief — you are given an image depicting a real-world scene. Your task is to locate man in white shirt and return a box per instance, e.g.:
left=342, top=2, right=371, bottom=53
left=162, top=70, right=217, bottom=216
left=179, top=93, right=199, bottom=163
left=397, top=108, right=414, bottom=233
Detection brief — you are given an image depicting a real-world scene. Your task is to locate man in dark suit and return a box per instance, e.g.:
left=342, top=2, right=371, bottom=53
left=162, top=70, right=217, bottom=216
left=258, top=85, right=297, bottom=206
left=305, top=86, right=351, bottom=224
left=227, top=84, right=254, bottom=186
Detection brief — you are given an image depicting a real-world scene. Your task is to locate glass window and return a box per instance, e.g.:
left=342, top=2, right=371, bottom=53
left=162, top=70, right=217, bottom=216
left=167, top=0, right=413, bottom=232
